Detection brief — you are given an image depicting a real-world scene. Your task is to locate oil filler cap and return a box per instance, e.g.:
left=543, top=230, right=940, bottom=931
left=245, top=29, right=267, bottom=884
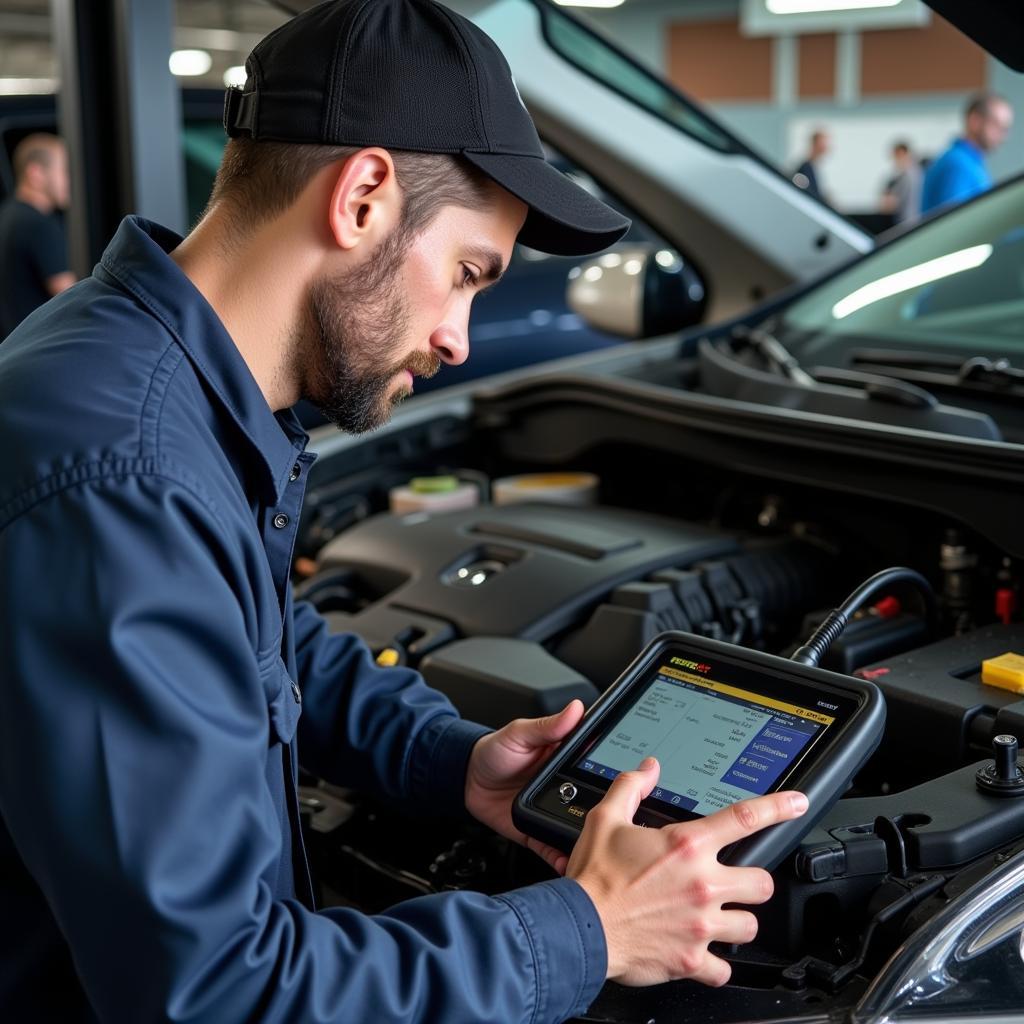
left=976, top=734, right=1024, bottom=797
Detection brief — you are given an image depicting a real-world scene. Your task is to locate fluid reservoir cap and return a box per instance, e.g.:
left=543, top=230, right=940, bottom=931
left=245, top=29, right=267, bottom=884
left=982, top=652, right=1024, bottom=694
left=410, top=475, right=460, bottom=494
left=976, top=734, right=1024, bottom=797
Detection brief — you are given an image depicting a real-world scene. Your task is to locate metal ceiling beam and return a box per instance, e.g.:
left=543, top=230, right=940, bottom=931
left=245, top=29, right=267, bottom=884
left=51, top=0, right=187, bottom=276
left=0, top=14, right=261, bottom=52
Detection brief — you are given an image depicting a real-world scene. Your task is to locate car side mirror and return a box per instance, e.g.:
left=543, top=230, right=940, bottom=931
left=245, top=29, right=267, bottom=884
left=566, top=244, right=707, bottom=340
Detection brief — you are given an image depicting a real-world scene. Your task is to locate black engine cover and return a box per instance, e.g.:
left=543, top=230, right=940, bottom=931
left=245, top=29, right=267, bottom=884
left=312, top=502, right=738, bottom=647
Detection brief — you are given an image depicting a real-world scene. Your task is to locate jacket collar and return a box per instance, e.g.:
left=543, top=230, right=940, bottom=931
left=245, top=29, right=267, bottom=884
left=97, top=216, right=308, bottom=504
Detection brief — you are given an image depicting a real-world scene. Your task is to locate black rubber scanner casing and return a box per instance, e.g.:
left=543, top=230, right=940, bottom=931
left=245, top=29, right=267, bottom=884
left=513, top=631, right=885, bottom=869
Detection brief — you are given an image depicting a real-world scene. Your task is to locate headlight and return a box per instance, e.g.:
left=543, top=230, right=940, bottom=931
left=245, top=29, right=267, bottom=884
left=855, top=847, right=1024, bottom=1020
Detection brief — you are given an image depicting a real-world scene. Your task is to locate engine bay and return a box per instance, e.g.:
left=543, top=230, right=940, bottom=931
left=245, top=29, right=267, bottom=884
left=294, top=365, right=1024, bottom=1022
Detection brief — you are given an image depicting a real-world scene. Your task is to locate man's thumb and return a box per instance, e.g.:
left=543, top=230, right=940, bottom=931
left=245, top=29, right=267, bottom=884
left=598, top=757, right=660, bottom=822
left=518, top=699, right=585, bottom=746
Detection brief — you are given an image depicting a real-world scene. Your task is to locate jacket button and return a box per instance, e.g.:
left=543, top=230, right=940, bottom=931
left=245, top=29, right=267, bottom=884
left=290, top=463, right=301, bottom=482
left=273, top=513, right=289, bottom=529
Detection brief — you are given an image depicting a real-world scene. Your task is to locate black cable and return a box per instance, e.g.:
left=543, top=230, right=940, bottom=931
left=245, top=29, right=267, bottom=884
left=791, top=566, right=937, bottom=667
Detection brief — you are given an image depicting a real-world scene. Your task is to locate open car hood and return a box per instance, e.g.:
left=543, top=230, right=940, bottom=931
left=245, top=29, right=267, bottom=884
left=927, top=0, right=1024, bottom=71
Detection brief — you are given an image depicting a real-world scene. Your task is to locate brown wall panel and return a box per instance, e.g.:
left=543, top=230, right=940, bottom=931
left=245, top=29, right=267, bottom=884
left=666, top=19, right=773, bottom=103
left=798, top=33, right=835, bottom=99
left=861, top=17, right=987, bottom=95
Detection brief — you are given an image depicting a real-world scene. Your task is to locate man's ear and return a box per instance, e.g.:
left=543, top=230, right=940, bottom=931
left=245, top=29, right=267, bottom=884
left=327, top=148, right=401, bottom=252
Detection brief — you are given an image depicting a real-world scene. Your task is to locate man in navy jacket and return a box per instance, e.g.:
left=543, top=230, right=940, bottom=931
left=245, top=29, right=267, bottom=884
left=0, top=2, right=805, bottom=1021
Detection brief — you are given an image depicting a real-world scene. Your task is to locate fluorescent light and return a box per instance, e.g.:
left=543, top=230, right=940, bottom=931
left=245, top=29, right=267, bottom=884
left=223, top=65, right=247, bottom=89
left=169, top=49, right=212, bottom=77
left=554, top=0, right=626, bottom=8
left=831, top=244, right=993, bottom=319
left=0, top=77, right=57, bottom=95
left=767, top=0, right=900, bottom=12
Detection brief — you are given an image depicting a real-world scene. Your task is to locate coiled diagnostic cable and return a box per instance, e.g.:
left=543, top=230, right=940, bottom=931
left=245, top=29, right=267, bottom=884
left=791, top=566, right=938, bottom=667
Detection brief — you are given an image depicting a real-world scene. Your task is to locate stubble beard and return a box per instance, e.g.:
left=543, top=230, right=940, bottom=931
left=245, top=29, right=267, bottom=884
left=302, top=228, right=441, bottom=434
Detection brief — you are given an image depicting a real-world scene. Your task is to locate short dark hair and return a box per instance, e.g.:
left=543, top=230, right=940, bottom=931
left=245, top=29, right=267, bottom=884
left=207, top=139, right=495, bottom=242
left=12, top=133, right=60, bottom=184
left=892, top=140, right=910, bottom=155
left=966, top=92, right=1008, bottom=121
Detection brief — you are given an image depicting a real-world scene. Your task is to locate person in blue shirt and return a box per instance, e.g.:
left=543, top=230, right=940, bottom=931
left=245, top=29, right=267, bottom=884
left=0, top=2, right=805, bottom=1022
left=921, top=92, right=1013, bottom=214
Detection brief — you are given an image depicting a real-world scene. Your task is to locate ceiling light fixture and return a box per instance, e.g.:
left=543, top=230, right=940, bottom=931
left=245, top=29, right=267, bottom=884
left=0, top=77, right=57, bottom=95
left=169, top=49, right=213, bottom=77
left=554, top=0, right=626, bottom=9
left=767, top=0, right=900, bottom=13
left=223, top=65, right=248, bottom=89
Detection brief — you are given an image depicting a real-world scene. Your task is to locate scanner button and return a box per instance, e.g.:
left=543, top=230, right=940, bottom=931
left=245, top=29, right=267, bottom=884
left=558, top=782, right=578, bottom=804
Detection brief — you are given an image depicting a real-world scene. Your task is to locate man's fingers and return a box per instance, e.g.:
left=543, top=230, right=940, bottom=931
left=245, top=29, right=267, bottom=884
left=525, top=835, right=570, bottom=876
left=681, top=950, right=732, bottom=988
left=510, top=700, right=585, bottom=749
left=718, top=865, right=775, bottom=906
left=591, top=758, right=660, bottom=824
left=701, top=792, right=808, bottom=849
left=711, top=909, right=760, bottom=946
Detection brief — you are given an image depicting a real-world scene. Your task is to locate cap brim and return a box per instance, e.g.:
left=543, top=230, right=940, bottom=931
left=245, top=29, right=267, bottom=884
left=463, top=151, right=630, bottom=257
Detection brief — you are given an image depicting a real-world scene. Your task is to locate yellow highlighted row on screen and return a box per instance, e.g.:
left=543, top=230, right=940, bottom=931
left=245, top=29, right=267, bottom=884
left=658, top=666, right=836, bottom=726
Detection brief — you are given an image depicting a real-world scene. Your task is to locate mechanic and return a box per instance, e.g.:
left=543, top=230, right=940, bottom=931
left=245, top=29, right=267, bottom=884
left=0, top=132, right=75, bottom=338
left=0, top=2, right=806, bottom=1022
left=921, top=92, right=1013, bottom=214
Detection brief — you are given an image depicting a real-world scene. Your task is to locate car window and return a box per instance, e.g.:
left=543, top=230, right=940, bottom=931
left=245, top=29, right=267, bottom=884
left=535, top=0, right=735, bottom=155
left=779, top=177, right=1024, bottom=357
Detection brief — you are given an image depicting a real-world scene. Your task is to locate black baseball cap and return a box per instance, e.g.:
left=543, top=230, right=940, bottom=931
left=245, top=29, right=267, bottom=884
left=223, top=0, right=630, bottom=256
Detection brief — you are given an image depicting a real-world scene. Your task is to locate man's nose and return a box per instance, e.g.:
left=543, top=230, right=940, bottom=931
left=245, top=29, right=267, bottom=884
left=430, top=322, right=470, bottom=366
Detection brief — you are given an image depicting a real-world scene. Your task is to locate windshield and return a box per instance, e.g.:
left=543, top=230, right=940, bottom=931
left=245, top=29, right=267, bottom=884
left=780, top=177, right=1024, bottom=358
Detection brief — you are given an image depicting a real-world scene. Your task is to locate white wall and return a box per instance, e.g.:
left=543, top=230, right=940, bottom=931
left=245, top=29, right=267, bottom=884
left=786, top=109, right=960, bottom=208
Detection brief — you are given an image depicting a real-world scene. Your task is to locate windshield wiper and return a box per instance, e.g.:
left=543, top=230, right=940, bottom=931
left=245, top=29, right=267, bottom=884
left=731, top=325, right=816, bottom=385
left=851, top=349, right=1024, bottom=397
left=808, top=367, right=938, bottom=409
left=731, top=328, right=939, bottom=407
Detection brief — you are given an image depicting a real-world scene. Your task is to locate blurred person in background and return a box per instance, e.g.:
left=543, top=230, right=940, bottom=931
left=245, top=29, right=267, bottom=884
left=0, top=133, right=75, bottom=339
left=880, top=140, right=921, bottom=225
left=921, top=93, right=1013, bottom=214
left=791, top=129, right=829, bottom=202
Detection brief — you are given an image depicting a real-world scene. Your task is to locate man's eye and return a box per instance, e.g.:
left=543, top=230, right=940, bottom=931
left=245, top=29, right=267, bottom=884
left=460, top=265, right=478, bottom=288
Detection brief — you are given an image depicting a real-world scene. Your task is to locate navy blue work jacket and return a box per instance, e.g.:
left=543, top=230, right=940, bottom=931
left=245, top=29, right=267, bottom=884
left=0, top=217, right=606, bottom=1023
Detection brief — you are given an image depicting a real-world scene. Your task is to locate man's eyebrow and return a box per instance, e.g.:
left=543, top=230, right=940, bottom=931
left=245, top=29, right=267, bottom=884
left=463, top=247, right=506, bottom=292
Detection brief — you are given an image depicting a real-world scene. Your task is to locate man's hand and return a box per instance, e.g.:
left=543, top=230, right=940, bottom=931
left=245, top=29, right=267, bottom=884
left=568, top=758, right=807, bottom=988
left=465, top=700, right=585, bottom=874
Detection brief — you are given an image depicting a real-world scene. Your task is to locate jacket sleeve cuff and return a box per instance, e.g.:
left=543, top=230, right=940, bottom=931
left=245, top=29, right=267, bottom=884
left=497, top=877, right=607, bottom=1023
left=408, top=714, right=491, bottom=818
